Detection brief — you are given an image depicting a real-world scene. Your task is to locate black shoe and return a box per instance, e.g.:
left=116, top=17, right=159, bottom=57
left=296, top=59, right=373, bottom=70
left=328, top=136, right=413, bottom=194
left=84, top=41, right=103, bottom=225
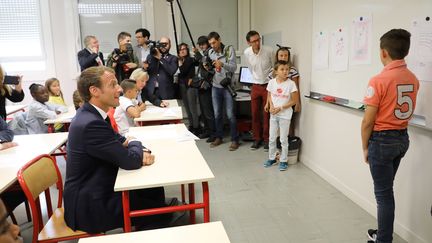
left=263, top=142, right=269, bottom=152
left=367, top=229, right=377, bottom=242
left=199, top=132, right=210, bottom=139
left=206, top=137, right=216, bottom=143
left=250, top=140, right=262, bottom=150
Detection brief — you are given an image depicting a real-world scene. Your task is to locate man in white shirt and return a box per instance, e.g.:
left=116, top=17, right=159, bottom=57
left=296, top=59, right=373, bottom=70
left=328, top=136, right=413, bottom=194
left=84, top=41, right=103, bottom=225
left=133, top=28, right=151, bottom=69
left=243, top=30, right=274, bottom=151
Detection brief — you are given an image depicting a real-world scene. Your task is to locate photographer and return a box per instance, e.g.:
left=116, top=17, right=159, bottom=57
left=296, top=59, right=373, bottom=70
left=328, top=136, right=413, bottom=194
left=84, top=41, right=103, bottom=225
left=207, top=32, right=239, bottom=151
left=143, top=37, right=178, bottom=104
left=192, top=36, right=216, bottom=142
left=0, top=64, right=24, bottom=121
left=106, top=32, right=139, bottom=82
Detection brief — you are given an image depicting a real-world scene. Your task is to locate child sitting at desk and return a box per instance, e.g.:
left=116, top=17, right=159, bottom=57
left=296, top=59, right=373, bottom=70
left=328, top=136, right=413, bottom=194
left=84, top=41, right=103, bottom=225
left=25, top=83, right=68, bottom=134
left=264, top=61, right=298, bottom=171
left=114, top=79, right=146, bottom=135
left=45, top=77, right=67, bottom=131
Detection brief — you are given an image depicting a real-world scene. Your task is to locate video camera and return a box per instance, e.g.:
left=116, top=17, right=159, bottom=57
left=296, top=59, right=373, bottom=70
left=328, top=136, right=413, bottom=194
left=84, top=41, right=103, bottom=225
left=220, top=76, right=237, bottom=98
left=146, top=40, right=168, bottom=56
left=201, top=49, right=214, bottom=71
left=111, top=43, right=134, bottom=73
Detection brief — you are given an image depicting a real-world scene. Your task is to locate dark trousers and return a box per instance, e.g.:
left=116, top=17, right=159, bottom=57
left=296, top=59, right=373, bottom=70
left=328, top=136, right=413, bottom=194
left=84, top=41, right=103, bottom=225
left=368, top=129, right=409, bottom=243
left=198, top=88, right=216, bottom=138
left=251, top=84, right=269, bottom=142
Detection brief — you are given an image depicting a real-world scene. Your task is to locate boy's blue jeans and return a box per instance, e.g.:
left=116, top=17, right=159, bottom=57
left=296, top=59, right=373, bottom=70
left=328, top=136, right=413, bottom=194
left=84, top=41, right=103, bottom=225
left=368, top=129, right=409, bottom=243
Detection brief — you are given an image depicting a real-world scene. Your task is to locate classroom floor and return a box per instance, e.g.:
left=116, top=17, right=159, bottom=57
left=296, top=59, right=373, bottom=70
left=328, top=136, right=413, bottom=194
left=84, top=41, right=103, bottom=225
left=13, top=137, right=407, bottom=243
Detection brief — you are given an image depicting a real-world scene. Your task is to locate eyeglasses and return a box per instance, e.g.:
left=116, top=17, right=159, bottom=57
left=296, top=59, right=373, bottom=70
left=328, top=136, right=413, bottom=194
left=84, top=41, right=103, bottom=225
left=180, top=48, right=188, bottom=51
left=249, top=38, right=261, bottom=43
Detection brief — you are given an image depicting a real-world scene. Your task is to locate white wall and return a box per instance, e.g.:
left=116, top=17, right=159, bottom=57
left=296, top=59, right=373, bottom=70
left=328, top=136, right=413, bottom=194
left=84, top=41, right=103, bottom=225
left=252, top=1, right=432, bottom=242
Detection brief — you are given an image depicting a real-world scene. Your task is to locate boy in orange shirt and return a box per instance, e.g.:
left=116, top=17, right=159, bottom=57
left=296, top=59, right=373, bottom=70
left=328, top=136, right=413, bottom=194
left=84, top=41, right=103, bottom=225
left=361, top=29, right=419, bottom=243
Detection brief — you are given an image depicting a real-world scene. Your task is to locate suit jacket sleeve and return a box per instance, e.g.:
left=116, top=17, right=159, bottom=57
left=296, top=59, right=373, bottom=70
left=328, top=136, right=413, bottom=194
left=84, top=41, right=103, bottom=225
left=5, top=89, right=24, bottom=103
left=0, top=118, right=13, bottom=142
left=142, top=88, right=162, bottom=107
left=78, top=50, right=98, bottom=70
left=160, top=55, right=179, bottom=76
left=84, top=119, right=143, bottom=170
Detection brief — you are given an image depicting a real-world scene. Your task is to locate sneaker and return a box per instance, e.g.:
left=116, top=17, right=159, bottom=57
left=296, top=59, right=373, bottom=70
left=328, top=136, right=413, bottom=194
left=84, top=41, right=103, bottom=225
left=250, top=140, right=262, bottom=150
left=264, top=159, right=277, bottom=167
left=279, top=162, right=288, bottom=171
left=367, top=229, right=377, bottom=242
left=206, top=136, right=215, bottom=143
left=229, top=142, right=240, bottom=151
left=210, top=138, right=222, bottom=147
left=263, top=142, right=269, bottom=152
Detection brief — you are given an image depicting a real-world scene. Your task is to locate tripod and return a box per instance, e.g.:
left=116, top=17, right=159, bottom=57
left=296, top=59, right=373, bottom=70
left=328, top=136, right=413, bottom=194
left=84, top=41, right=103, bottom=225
left=166, top=0, right=195, bottom=53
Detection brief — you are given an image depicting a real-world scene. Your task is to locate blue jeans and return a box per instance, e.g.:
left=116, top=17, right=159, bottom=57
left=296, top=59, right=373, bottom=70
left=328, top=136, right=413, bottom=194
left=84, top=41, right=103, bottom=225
left=212, top=87, right=238, bottom=142
left=368, top=129, right=409, bottom=243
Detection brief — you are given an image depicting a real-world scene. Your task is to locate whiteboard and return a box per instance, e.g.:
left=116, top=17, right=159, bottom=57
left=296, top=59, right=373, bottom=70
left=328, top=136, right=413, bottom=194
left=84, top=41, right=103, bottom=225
left=311, top=0, right=432, bottom=129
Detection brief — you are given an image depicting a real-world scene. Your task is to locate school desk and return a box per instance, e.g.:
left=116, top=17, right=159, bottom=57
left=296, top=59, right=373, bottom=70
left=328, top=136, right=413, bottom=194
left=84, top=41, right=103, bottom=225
left=0, top=132, right=68, bottom=193
left=44, top=105, right=76, bottom=133
left=116, top=124, right=214, bottom=232
left=78, top=221, right=230, bottom=243
left=5, top=104, right=27, bottom=117
left=135, top=99, right=183, bottom=126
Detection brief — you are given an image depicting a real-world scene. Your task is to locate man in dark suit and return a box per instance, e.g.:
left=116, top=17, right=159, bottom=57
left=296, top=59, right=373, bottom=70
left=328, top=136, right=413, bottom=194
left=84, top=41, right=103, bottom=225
left=143, top=37, right=178, bottom=106
left=77, top=35, right=105, bottom=71
left=64, top=66, right=170, bottom=233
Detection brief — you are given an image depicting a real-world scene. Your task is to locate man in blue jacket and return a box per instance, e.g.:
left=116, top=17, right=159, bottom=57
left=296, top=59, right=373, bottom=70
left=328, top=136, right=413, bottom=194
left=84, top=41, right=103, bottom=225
left=63, top=66, right=171, bottom=233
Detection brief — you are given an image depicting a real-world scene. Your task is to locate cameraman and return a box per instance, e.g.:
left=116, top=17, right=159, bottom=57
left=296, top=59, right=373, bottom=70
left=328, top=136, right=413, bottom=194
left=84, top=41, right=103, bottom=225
left=207, top=32, right=239, bottom=151
left=106, top=32, right=139, bottom=82
left=192, top=36, right=216, bottom=142
left=143, top=37, right=178, bottom=104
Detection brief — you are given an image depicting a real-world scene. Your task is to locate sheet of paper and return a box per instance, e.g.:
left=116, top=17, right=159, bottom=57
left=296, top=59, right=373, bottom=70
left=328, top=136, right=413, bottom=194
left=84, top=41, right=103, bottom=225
left=145, top=106, right=165, bottom=114
left=176, top=130, right=199, bottom=142
left=163, top=107, right=180, bottom=117
left=407, top=19, right=432, bottom=82
left=350, top=15, right=372, bottom=65
left=330, top=28, right=349, bottom=72
left=313, top=31, right=329, bottom=70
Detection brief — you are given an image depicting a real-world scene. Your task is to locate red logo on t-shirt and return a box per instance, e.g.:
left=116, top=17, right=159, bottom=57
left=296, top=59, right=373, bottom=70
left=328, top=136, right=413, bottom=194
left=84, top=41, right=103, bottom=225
left=277, top=88, right=282, bottom=94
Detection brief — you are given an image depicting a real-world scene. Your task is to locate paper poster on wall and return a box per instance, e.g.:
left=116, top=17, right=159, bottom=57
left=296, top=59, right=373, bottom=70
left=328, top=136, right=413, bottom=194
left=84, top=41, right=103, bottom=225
left=407, top=18, right=432, bottom=82
left=330, top=28, right=349, bottom=72
left=350, top=15, right=372, bottom=65
left=313, top=31, right=329, bottom=70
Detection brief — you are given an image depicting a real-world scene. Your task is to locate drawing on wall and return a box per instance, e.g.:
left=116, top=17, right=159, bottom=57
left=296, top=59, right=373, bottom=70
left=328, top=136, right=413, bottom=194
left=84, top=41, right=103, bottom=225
left=350, top=15, right=372, bottom=65
left=407, top=18, right=432, bottom=82
left=313, top=31, right=329, bottom=70
left=330, top=28, right=348, bottom=72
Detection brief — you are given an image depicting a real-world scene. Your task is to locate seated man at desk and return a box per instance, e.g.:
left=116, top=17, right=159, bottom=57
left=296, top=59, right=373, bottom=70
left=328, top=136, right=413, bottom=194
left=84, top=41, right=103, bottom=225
left=64, top=66, right=173, bottom=233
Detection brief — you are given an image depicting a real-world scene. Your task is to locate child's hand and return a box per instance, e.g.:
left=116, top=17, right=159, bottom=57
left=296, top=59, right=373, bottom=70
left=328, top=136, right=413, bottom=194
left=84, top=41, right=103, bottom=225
left=270, top=107, right=282, bottom=115
left=138, top=102, right=146, bottom=111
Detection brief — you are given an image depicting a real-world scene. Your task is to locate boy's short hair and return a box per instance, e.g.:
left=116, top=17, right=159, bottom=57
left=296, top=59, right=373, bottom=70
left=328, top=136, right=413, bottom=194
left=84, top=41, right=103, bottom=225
left=120, top=79, right=137, bottom=93
left=380, top=29, right=411, bottom=60
left=72, top=90, right=83, bottom=109
left=274, top=60, right=289, bottom=71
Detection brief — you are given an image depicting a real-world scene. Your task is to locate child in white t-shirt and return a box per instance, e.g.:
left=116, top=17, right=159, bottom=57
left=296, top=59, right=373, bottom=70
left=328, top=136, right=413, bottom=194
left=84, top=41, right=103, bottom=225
left=114, top=79, right=146, bottom=135
left=264, top=61, right=299, bottom=171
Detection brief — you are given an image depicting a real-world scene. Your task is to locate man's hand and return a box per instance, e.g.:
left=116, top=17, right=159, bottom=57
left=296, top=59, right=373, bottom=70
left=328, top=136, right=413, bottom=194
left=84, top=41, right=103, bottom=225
left=122, top=136, right=136, bottom=147
left=0, top=142, right=18, bottom=151
left=143, top=151, right=155, bottom=166
left=363, top=148, right=369, bottom=164
left=264, top=103, right=269, bottom=112
left=294, top=102, right=301, bottom=112
left=160, top=100, right=169, bottom=108
left=153, top=49, right=162, bottom=60
left=90, top=46, right=98, bottom=54
left=213, top=59, right=223, bottom=69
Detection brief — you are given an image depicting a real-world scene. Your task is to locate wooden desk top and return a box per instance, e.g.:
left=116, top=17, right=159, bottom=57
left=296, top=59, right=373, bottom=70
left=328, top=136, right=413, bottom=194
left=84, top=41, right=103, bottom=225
left=0, top=132, right=68, bottom=193
left=115, top=125, right=213, bottom=191
left=44, top=105, right=76, bottom=125
left=79, top=221, right=230, bottom=243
